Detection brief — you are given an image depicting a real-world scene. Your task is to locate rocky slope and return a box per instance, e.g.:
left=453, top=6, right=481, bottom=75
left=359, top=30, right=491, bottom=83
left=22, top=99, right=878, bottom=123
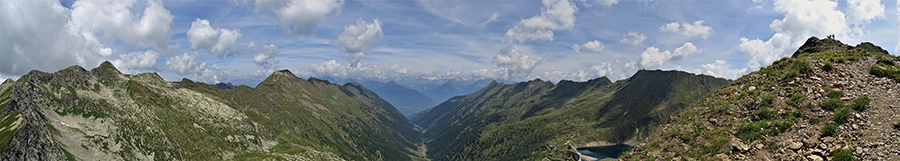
left=625, top=37, right=900, bottom=160
left=413, top=70, right=730, bottom=160
left=0, top=62, right=423, bottom=160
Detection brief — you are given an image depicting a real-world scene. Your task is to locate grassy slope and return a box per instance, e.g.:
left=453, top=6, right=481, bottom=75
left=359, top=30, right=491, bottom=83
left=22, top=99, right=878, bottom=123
left=177, top=71, right=421, bottom=161
left=414, top=71, right=729, bottom=160
left=625, top=37, right=897, bottom=160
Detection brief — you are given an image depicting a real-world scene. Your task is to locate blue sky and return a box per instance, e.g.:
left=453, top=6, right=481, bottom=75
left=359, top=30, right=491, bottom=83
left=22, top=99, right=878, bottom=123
left=2, top=0, right=899, bottom=85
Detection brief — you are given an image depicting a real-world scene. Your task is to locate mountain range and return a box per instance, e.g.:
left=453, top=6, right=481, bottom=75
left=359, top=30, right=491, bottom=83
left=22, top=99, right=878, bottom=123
left=3, top=36, right=895, bottom=161
left=0, top=62, right=422, bottom=160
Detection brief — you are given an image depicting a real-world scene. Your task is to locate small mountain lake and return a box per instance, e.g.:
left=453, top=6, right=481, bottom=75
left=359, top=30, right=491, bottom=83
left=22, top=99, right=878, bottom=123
left=576, top=144, right=634, bottom=160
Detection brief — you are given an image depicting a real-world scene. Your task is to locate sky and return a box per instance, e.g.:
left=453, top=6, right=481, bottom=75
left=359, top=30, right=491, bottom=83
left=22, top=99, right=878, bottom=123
left=2, top=0, right=899, bottom=86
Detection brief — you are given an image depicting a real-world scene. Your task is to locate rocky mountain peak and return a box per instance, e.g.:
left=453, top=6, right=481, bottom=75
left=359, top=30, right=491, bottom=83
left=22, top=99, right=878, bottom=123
left=91, top=61, right=122, bottom=77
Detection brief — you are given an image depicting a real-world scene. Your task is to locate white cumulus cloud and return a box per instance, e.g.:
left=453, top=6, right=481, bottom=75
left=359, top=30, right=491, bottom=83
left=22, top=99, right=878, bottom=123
left=502, top=0, right=577, bottom=43
left=846, top=0, right=885, bottom=24
left=596, top=0, right=619, bottom=6
left=572, top=40, right=606, bottom=53
left=1, top=0, right=175, bottom=77
left=639, top=42, right=700, bottom=69
left=112, top=50, right=162, bottom=74
left=692, top=60, right=748, bottom=80
left=166, top=52, right=207, bottom=76
left=70, top=0, right=173, bottom=51
left=491, top=45, right=543, bottom=80
left=252, top=44, right=280, bottom=69
left=255, top=0, right=344, bottom=37
left=619, top=31, right=647, bottom=48
left=333, top=19, right=384, bottom=67
left=659, top=20, right=713, bottom=39
left=186, top=19, right=244, bottom=57
left=2, top=0, right=95, bottom=76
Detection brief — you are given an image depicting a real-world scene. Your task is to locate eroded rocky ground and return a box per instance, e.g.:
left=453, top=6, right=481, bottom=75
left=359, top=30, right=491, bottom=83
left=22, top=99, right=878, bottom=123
left=733, top=56, right=900, bottom=161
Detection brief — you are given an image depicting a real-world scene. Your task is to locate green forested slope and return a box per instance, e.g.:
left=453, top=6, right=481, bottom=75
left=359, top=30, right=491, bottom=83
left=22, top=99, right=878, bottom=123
left=414, top=70, right=730, bottom=160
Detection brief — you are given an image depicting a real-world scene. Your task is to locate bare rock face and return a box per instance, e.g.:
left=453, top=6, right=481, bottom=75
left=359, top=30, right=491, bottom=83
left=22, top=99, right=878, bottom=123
left=1, top=74, right=67, bottom=161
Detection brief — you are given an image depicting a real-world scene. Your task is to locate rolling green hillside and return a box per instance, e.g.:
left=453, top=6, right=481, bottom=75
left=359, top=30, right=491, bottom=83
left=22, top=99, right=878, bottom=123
left=413, top=70, right=730, bottom=160
left=0, top=62, right=423, bottom=160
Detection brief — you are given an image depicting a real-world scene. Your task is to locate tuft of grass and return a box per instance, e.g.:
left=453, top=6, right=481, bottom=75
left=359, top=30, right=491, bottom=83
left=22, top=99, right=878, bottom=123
left=823, top=62, right=834, bottom=71
left=736, top=121, right=792, bottom=141
left=756, top=107, right=779, bottom=120
left=822, top=98, right=844, bottom=111
left=827, top=90, right=844, bottom=99
left=785, top=110, right=804, bottom=122
left=760, top=94, right=776, bottom=106
left=832, top=147, right=854, bottom=161
left=792, top=86, right=806, bottom=93
left=851, top=96, right=870, bottom=111
left=823, top=124, right=838, bottom=137
left=766, top=140, right=778, bottom=151
left=834, top=108, right=851, bottom=124
left=787, top=94, right=805, bottom=106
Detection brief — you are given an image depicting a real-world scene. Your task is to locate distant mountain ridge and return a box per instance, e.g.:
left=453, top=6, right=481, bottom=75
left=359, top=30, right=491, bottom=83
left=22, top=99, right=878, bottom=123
left=0, top=62, right=423, bottom=160
left=412, top=69, right=730, bottom=160
left=423, top=79, right=494, bottom=104
left=366, top=81, right=435, bottom=117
